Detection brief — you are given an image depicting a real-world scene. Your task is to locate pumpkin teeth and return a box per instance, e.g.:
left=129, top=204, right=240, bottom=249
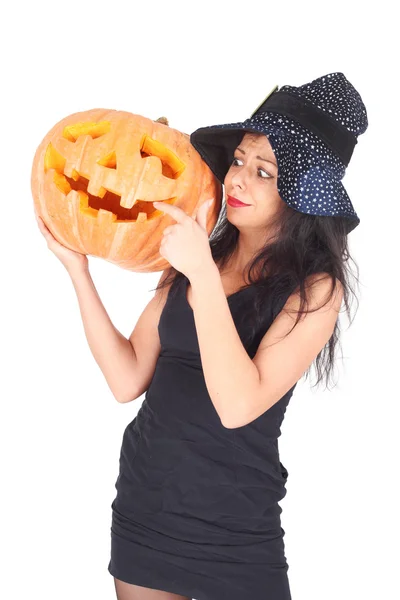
left=136, top=212, right=147, bottom=223
left=44, top=140, right=175, bottom=223
left=53, top=172, right=72, bottom=195
left=50, top=169, right=158, bottom=222
left=98, top=186, right=107, bottom=199
left=76, top=191, right=100, bottom=218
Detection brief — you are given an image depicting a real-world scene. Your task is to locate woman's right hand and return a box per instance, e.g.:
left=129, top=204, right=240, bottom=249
left=36, top=214, right=89, bottom=274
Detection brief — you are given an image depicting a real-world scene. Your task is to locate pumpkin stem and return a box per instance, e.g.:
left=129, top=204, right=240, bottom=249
left=155, top=116, right=169, bottom=126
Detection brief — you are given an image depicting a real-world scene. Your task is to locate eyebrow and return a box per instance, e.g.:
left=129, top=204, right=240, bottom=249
left=236, top=146, right=277, bottom=168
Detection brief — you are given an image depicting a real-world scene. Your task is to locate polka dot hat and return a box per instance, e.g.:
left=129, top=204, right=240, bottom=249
left=190, top=72, right=368, bottom=234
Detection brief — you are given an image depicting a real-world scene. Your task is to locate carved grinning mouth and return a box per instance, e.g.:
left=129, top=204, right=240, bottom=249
left=44, top=120, right=185, bottom=223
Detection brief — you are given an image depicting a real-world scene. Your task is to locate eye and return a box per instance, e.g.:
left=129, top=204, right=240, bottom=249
left=257, top=168, right=272, bottom=179
left=231, top=157, right=272, bottom=179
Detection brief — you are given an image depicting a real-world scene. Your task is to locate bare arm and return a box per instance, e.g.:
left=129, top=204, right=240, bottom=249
left=189, top=264, right=343, bottom=428
left=36, top=214, right=170, bottom=403
left=69, top=266, right=171, bottom=403
left=69, top=267, right=138, bottom=403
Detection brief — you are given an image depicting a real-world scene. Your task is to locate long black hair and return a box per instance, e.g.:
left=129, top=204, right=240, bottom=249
left=153, top=172, right=360, bottom=393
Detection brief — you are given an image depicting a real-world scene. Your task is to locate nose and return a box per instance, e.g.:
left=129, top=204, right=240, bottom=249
left=230, top=166, right=247, bottom=190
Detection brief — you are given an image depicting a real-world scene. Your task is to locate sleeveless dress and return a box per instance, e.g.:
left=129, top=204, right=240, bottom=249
left=108, top=276, right=298, bottom=600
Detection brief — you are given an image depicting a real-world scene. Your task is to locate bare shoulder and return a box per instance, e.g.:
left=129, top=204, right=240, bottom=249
left=283, top=271, right=344, bottom=319
left=247, top=272, right=344, bottom=415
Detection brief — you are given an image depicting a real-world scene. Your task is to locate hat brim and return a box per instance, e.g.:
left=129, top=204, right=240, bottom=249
left=190, top=114, right=360, bottom=233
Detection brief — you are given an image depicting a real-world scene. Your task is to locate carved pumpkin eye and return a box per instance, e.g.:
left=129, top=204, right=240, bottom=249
left=32, top=110, right=222, bottom=272
left=140, top=135, right=185, bottom=179
left=44, top=143, right=75, bottom=193
left=44, top=120, right=113, bottom=193
left=62, top=121, right=111, bottom=141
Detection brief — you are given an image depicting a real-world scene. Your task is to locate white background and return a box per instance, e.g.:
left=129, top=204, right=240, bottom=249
left=1, top=1, right=398, bottom=598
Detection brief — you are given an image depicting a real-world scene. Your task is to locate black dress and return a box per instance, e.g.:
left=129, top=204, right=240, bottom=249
left=108, top=277, right=298, bottom=600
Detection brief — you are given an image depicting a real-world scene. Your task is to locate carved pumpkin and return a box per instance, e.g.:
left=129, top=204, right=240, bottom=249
left=31, top=109, right=222, bottom=272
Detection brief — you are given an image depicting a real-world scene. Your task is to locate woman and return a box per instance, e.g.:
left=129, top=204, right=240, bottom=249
left=36, top=72, right=368, bottom=599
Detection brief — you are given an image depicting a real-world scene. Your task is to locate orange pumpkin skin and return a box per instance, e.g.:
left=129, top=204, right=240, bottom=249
left=31, top=109, right=222, bottom=272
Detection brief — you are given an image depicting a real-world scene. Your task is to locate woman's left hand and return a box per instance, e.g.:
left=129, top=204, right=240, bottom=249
left=153, top=198, right=215, bottom=280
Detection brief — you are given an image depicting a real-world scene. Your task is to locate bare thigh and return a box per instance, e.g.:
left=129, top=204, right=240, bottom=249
left=113, top=577, right=191, bottom=600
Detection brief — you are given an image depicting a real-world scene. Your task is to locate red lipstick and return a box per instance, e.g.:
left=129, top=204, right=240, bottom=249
left=227, top=195, right=251, bottom=207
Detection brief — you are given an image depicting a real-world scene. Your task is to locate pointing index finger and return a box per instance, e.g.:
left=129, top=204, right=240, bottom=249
left=153, top=201, right=189, bottom=223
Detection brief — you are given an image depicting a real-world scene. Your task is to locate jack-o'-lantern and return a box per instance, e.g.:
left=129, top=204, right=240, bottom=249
left=31, top=109, right=222, bottom=272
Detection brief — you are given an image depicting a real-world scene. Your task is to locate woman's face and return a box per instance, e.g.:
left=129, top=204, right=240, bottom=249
left=224, top=132, right=284, bottom=230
